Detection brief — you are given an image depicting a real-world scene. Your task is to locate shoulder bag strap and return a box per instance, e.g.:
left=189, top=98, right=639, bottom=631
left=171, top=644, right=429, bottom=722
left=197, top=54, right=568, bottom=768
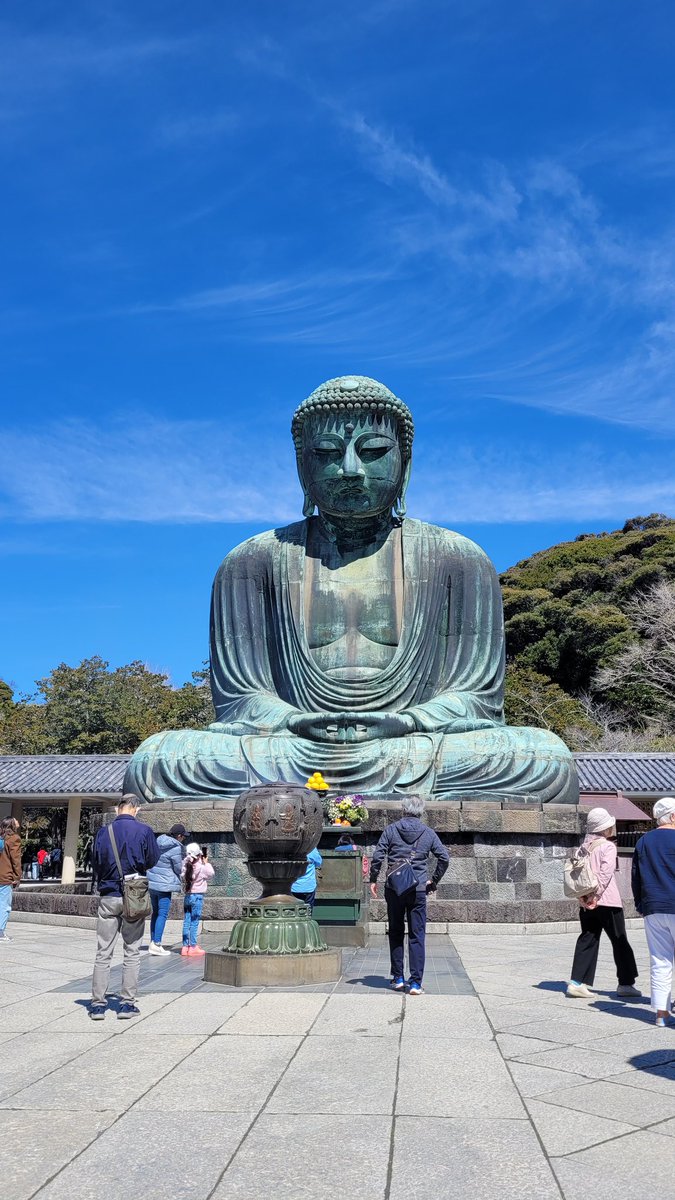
left=392, top=830, right=424, bottom=865
left=107, top=824, right=125, bottom=884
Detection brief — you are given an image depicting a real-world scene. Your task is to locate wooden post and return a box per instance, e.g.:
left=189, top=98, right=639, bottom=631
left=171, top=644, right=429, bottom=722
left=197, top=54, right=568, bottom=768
left=62, top=796, right=82, bottom=885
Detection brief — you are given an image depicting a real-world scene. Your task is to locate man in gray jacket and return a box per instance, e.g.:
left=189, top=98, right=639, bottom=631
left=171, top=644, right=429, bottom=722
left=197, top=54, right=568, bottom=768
left=146, top=823, right=187, bottom=955
left=370, top=797, right=449, bottom=994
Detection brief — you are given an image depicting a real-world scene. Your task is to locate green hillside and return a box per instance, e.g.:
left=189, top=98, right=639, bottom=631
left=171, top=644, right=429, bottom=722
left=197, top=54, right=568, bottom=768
left=501, top=514, right=675, bottom=746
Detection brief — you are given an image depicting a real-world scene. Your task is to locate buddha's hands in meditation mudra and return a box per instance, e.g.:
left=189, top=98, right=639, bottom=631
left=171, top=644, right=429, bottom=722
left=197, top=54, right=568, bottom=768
left=287, top=711, right=416, bottom=743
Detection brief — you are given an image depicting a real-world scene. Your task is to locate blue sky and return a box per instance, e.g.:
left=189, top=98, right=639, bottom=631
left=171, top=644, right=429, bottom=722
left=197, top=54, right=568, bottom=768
left=2, top=1, right=675, bottom=696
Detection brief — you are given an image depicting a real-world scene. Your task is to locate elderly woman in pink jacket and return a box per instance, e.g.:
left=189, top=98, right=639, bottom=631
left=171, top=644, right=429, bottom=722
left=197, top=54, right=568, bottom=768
left=567, top=806, right=640, bottom=999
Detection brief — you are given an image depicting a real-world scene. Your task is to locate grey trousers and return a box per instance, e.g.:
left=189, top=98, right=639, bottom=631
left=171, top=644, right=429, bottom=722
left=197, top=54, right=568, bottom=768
left=91, top=895, right=144, bottom=1005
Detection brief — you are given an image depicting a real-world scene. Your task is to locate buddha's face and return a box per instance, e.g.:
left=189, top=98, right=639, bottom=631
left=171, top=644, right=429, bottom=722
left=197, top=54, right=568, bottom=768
left=301, top=410, right=404, bottom=519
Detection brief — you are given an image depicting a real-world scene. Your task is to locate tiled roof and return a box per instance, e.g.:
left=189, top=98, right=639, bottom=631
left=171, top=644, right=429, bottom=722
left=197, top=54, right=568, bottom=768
left=575, top=754, right=675, bottom=795
left=0, top=755, right=129, bottom=795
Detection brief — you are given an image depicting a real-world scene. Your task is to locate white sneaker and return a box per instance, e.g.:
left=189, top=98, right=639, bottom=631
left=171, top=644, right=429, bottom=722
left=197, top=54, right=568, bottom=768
left=616, top=984, right=641, bottom=998
left=148, top=943, right=170, bottom=956
left=0, top=932, right=13, bottom=943
left=566, top=983, right=593, bottom=998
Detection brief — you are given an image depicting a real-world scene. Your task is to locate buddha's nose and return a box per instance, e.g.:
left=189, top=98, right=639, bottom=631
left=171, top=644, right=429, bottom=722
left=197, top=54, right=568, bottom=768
left=338, top=443, right=365, bottom=478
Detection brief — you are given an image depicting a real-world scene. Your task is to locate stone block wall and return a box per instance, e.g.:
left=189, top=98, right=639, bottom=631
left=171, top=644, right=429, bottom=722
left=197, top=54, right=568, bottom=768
left=129, top=796, right=630, bottom=924
left=13, top=799, right=628, bottom=927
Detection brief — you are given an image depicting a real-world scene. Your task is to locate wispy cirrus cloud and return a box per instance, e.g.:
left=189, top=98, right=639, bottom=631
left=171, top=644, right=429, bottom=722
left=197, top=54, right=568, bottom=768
left=0, top=27, right=193, bottom=101
left=1, top=413, right=672, bottom=527
left=0, top=416, right=300, bottom=525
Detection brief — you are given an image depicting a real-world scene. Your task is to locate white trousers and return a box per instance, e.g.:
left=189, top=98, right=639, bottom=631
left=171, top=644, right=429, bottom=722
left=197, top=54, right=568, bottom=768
left=644, top=913, right=675, bottom=1011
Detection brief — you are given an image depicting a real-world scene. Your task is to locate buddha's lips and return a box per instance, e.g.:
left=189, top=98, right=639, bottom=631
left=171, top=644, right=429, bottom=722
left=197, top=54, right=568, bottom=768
left=332, top=482, right=368, bottom=496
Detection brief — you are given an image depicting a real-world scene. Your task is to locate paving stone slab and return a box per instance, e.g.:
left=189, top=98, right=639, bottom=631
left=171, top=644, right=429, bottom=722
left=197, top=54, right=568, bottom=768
left=496, top=1032, right=563, bottom=1058
left=212, top=1113, right=391, bottom=1199
left=500, top=1016, right=627, bottom=1047
left=267, top=1033, right=399, bottom=1115
left=389, top=1117, right=559, bottom=1200
left=402, top=994, right=492, bottom=1039
left=121, top=993, right=250, bottom=1036
left=136, top=1035, right=301, bottom=1112
left=218, top=992, right=326, bottom=1035
left=309, top=993, right=403, bottom=1037
left=574, top=1026, right=675, bottom=1059
left=506, top=1061, right=591, bottom=1098
left=480, top=1002, right=578, bottom=1029
left=397, top=1037, right=526, bottom=1118
left=0, top=993, right=77, bottom=1032
left=649, top=1116, right=675, bottom=1138
left=538, top=1078, right=675, bottom=1126
left=0, top=1109, right=117, bottom=1200
left=0, top=1032, right=103, bottom=1102
left=609, top=1065, right=675, bottom=1097
left=4, top=1035, right=203, bottom=1110
left=32, top=1112, right=251, bottom=1200
left=0, top=981, right=44, bottom=1006
left=515, top=1044, right=641, bottom=1079
left=526, top=1099, right=637, bottom=1155
left=552, top=1129, right=675, bottom=1195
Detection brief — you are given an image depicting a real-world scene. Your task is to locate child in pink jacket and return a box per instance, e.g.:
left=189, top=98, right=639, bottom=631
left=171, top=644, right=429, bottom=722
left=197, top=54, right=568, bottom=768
left=180, top=843, right=215, bottom=957
left=567, top=807, right=639, bottom=999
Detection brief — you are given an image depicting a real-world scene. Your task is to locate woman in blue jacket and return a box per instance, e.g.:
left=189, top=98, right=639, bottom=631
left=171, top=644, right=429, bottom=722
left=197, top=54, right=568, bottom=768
left=146, top=823, right=187, bottom=955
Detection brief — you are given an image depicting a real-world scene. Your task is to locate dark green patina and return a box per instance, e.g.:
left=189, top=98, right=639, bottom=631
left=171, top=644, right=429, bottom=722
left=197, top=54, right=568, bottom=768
left=125, top=375, right=578, bottom=804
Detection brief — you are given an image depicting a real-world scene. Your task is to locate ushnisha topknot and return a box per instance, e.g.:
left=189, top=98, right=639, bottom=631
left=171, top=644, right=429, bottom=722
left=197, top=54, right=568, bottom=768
left=292, top=375, right=414, bottom=459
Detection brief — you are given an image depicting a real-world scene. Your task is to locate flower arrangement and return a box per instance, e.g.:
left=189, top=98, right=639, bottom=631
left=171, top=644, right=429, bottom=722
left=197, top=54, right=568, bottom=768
left=325, top=794, right=369, bottom=826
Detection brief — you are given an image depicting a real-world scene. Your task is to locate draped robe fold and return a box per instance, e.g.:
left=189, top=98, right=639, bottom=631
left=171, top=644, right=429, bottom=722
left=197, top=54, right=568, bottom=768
left=125, top=518, right=578, bottom=803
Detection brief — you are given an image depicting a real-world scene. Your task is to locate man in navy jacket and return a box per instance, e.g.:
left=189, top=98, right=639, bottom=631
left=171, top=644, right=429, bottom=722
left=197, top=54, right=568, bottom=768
left=370, top=796, right=449, bottom=994
left=90, top=794, right=160, bottom=1021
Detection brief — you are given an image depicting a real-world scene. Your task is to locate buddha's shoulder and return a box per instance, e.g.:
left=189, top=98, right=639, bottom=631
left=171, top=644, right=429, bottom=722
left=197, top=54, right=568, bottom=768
left=406, top=519, right=494, bottom=563
left=215, top=522, right=306, bottom=577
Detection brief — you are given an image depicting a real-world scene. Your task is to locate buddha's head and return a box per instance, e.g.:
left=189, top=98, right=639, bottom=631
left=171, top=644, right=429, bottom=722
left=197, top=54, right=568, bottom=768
left=292, top=376, right=414, bottom=521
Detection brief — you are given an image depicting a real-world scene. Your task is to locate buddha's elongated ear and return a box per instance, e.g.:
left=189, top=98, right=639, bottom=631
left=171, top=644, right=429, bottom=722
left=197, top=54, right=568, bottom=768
left=296, top=458, right=315, bottom=518
left=394, top=455, right=412, bottom=519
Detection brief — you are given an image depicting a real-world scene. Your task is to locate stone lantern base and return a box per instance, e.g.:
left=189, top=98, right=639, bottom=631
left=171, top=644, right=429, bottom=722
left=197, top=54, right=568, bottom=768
left=204, top=895, right=342, bottom=986
left=204, top=946, right=342, bottom=987
left=227, top=897, right=328, bottom=954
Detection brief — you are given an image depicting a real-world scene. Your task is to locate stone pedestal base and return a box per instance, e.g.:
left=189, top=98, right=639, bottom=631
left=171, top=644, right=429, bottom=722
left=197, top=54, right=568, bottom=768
left=203, top=947, right=342, bottom=987
left=130, top=799, right=636, bottom=925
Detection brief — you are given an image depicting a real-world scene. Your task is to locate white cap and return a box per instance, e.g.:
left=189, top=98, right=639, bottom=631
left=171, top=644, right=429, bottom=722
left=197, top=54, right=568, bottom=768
left=653, top=798, right=675, bottom=824
left=585, top=807, right=614, bottom=834
left=185, top=842, right=202, bottom=858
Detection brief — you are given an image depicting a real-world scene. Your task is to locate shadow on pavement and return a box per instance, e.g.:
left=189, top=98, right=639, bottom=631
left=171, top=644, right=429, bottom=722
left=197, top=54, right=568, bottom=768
left=344, top=973, right=393, bottom=990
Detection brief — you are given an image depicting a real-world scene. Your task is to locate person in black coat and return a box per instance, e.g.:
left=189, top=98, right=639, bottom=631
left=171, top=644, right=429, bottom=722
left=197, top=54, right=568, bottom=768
left=370, top=796, right=449, bottom=994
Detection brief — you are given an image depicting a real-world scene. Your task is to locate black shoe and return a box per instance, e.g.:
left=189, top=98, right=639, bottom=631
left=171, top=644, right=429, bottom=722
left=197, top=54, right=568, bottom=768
left=117, top=1003, right=140, bottom=1020
left=89, top=1004, right=106, bottom=1021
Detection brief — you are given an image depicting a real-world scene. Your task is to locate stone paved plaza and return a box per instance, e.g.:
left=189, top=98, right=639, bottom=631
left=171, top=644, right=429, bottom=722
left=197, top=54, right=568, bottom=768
left=3, top=922, right=675, bottom=1198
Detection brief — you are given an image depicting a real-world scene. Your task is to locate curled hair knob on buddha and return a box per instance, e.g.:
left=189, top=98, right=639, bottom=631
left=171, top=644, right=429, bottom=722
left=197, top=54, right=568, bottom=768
left=291, top=375, right=415, bottom=461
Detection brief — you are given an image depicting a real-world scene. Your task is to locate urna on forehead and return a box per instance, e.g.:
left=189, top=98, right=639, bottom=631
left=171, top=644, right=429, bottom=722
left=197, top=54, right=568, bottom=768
left=291, top=375, right=414, bottom=457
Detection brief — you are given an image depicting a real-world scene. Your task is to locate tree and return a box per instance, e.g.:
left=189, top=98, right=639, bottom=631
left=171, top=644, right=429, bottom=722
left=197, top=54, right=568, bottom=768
left=594, top=581, right=675, bottom=723
left=504, top=664, right=598, bottom=746
left=500, top=516, right=675, bottom=716
left=0, top=658, right=215, bottom=755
